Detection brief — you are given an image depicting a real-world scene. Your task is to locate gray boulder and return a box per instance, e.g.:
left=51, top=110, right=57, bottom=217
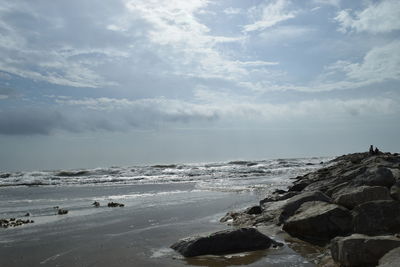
left=331, top=234, right=400, bottom=267
left=282, top=201, right=352, bottom=243
left=245, top=205, right=262, bottom=215
left=353, top=200, right=400, bottom=235
left=278, top=191, right=332, bottom=224
left=353, top=167, right=395, bottom=188
left=259, top=191, right=298, bottom=205
left=333, top=186, right=392, bottom=209
left=390, top=181, right=400, bottom=200
left=378, top=247, right=400, bottom=267
left=170, top=228, right=282, bottom=257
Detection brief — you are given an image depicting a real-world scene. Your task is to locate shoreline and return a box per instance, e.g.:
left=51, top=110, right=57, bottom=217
left=3, top=153, right=397, bottom=266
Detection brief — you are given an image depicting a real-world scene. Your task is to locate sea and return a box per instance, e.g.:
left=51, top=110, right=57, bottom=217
left=0, top=156, right=331, bottom=267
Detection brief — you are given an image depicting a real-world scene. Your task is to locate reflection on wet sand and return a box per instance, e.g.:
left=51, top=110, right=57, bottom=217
left=183, top=250, right=269, bottom=267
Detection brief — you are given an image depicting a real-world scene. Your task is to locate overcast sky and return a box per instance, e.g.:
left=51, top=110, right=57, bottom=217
left=1, top=0, right=399, bottom=171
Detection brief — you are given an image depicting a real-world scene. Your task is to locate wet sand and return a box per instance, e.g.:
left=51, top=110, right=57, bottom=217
left=0, top=184, right=315, bottom=266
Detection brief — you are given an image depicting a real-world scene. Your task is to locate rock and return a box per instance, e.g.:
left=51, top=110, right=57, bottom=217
left=57, top=208, right=68, bottom=215
left=108, top=202, right=124, bottom=207
left=333, top=186, right=392, bottom=209
left=282, top=201, right=352, bottom=243
left=378, top=247, right=400, bottom=267
left=353, top=200, right=400, bottom=235
left=92, top=201, right=100, bottom=207
left=0, top=217, right=34, bottom=228
left=259, top=191, right=298, bottom=206
left=288, top=181, right=310, bottom=192
left=331, top=234, right=400, bottom=267
left=0, top=173, right=11, bottom=178
left=390, top=181, right=400, bottom=200
left=278, top=191, right=332, bottom=224
left=245, top=205, right=262, bottom=215
left=170, top=227, right=282, bottom=257
left=273, top=189, right=286, bottom=194
left=353, top=167, right=395, bottom=188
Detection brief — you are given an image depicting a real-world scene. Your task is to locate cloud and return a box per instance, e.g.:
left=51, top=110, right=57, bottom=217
left=322, top=41, right=400, bottom=87
left=0, top=0, right=279, bottom=92
left=0, top=109, right=65, bottom=135
left=243, top=0, right=296, bottom=32
left=1, top=94, right=398, bottom=135
left=223, top=7, right=242, bottom=15
left=259, top=25, right=316, bottom=43
left=313, top=0, right=340, bottom=7
left=335, top=0, right=400, bottom=33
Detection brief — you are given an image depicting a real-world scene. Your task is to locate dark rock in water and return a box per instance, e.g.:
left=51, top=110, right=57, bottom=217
left=352, top=167, right=395, bottom=188
left=0, top=173, right=11, bottom=178
left=24, top=212, right=30, bottom=217
left=378, top=247, right=400, bottom=267
left=108, top=202, right=124, bottom=207
left=353, top=200, right=400, bottom=235
left=57, top=208, right=68, bottom=215
left=170, top=228, right=282, bottom=257
left=390, top=181, right=400, bottom=200
left=283, top=201, right=352, bottom=243
left=0, top=217, right=35, bottom=228
left=245, top=205, right=262, bottom=215
left=333, top=186, right=391, bottom=209
left=331, top=234, right=400, bottom=267
left=92, top=201, right=100, bottom=207
left=278, top=191, right=332, bottom=225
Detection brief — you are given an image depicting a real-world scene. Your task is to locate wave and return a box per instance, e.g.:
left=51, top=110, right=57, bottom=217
left=0, top=157, right=330, bottom=191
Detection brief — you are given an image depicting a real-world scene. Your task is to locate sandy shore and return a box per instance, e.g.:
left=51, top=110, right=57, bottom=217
left=0, top=183, right=317, bottom=267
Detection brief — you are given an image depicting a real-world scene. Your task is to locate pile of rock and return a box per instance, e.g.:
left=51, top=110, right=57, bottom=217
left=0, top=218, right=34, bottom=228
left=219, top=150, right=400, bottom=266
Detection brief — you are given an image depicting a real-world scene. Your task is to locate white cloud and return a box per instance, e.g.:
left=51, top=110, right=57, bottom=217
left=313, top=0, right=340, bottom=7
left=51, top=94, right=400, bottom=130
left=335, top=0, right=400, bottom=33
left=323, top=41, right=400, bottom=87
left=243, top=0, right=296, bottom=32
left=259, top=25, right=316, bottom=43
left=223, top=7, right=242, bottom=15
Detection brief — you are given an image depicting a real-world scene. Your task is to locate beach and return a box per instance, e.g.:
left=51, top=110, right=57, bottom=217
left=0, top=158, right=324, bottom=266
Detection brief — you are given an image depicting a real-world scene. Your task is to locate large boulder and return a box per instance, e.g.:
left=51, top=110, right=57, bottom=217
left=259, top=191, right=298, bottom=205
left=352, top=167, right=395, bottom=188
left=331, top=234, right=400, bottom=267
left=333, top=186, right=392, bottom=209
left=282, top=201, right=352, bottom=243
left=378, top=247, right=400, bottom=267
left=278, top=191, right=332, bottom=224
left=170, top=228, right=282, bottom=257
left=353, top=200, right=400, bottom=235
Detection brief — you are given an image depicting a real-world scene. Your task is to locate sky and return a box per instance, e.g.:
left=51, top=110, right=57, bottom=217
left=0, top=0, right=399, bottom=171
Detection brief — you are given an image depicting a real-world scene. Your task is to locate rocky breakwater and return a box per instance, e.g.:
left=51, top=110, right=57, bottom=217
left=220, top=150, right=400, bottom=266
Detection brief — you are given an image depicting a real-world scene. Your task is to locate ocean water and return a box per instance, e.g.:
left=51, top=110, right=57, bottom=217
left=0, top=157, right=330, bottom=267
left=0, top=157, right=329, bottom=222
